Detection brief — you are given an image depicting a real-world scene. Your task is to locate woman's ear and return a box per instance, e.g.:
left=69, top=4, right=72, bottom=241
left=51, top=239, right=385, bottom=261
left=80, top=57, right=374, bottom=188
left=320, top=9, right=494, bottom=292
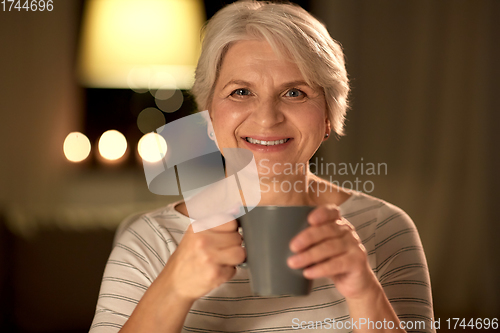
left=206, top=119, right=216, bottom=142
left=323, top=117, right=332, bottom=141
left=206, top=118, right=220, bottom=150
left=201, top=109, right=216, bottom=141
left=207, top=126, right=216, bottom=141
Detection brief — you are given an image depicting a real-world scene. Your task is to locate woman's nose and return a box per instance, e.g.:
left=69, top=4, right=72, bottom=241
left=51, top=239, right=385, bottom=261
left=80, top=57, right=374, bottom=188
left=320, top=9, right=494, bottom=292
left=249, top=98, right=285, bottom=128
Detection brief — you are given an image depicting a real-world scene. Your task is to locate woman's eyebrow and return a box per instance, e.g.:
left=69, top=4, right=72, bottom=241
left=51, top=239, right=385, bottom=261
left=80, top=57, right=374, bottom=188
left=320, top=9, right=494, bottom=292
left=222, top=80, right=253, bottom=90
left=280, top=80, right=310, bottom=88
left=222, top=79, right=311, bottom=90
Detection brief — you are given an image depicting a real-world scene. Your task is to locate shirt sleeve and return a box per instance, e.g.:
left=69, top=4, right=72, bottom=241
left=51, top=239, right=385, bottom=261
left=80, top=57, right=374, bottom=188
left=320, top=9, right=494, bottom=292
left=89, top=215, right=177, bottom=333
left=374, top=203, right=435, bottom=333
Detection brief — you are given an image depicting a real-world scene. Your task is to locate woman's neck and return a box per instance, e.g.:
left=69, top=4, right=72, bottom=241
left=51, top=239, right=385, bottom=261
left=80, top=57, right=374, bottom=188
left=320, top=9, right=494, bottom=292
left=176, top=167, right=353, bottom=218
left=255, top=171, right=351, bottom=207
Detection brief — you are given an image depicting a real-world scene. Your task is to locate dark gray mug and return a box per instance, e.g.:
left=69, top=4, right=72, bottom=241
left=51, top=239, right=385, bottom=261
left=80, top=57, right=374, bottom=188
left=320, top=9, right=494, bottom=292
left=237, top=206, right=315, bottom=297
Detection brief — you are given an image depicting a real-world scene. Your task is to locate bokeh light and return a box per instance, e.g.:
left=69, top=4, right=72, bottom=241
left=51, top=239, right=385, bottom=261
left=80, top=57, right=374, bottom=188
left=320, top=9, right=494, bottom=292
left=137, top=107, right=166, bottom=134
left=63, top=132, right=91, bottom=162
left=98, top=130, right=127, bottom=161
left=138, top=132, right=167, bottom=163
left=153, top=88, right=176, bottom=101
left=127, top=67, right=151, bottom=93
left=155, top=89, right=184, bottom=113
left=149, top=71, right=177, bottom=99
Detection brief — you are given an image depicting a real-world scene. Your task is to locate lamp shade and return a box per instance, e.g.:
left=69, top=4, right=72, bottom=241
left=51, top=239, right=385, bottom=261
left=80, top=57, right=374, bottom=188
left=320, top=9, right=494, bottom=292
left=78, top=0, right=205, bottom=89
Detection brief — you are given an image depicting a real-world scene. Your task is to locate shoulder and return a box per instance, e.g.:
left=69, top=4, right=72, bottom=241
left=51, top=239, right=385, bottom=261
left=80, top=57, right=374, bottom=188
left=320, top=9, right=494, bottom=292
left=116, top=202, right=190, bottom=240
left=342, top=191, right=428, bottom=272
left=111, top=202, right=191, bottom=269
left=340, top=191, right=423, bottom=257
left=340, top=190, right=415, bottom=231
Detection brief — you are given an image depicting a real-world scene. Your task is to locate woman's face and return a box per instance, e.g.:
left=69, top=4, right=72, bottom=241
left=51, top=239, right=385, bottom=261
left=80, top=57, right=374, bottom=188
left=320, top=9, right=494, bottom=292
left=209, top=39, right=329, bottom=175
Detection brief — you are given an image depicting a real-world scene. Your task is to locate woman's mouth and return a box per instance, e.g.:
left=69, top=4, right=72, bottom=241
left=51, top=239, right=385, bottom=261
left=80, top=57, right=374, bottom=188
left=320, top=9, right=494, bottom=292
left=245, top=137, right=290, bottom=146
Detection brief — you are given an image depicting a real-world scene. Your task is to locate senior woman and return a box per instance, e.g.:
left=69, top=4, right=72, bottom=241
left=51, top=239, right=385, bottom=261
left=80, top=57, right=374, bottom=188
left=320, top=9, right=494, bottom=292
left=90, top=1, right=434, bottom=332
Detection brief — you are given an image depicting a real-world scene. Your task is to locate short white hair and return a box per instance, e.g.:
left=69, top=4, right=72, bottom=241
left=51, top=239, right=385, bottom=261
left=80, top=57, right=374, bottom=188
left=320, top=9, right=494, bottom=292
left=191, top=0, right=350, bottom=136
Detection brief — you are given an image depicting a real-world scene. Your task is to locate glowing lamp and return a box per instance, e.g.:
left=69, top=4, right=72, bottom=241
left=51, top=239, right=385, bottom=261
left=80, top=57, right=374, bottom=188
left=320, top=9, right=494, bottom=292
left=77, top=0, right=205, bottom=89
left=138, top=133, right=168, bottom=163
left=98, top=130, right=128, bottom=161
left=63, top=132, right=91, bottom=162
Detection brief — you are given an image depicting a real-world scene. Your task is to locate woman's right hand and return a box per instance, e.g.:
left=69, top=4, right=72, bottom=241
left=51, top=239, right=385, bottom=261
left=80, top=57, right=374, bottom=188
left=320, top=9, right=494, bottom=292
left=157, top=213, right=246, bottom=302
left=119, top=214, right=244, bottom=333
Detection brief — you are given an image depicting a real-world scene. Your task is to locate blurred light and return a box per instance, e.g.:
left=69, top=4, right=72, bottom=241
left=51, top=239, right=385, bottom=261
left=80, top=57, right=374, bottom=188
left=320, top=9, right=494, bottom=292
left=78, top=0, right=205, bottom=89
left=127, top=67, right=151, bottom=93
left=138, top=133, right=167, bottom=163
left=98, top=130, right=127, bottom=161
left=155, top=89, right=184, bottom=113
left=153, top=88, right=176, bottom=100
left=63, top=132, right=91, bottom=162
left=137, top=107, right=166, bottom=134
left=149, top=72, right=177, bottom=98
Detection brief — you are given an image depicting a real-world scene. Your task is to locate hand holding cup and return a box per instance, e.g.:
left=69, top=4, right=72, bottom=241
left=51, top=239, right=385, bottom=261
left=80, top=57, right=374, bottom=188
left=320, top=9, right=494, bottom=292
left=287, top=205, right=380, bottom=300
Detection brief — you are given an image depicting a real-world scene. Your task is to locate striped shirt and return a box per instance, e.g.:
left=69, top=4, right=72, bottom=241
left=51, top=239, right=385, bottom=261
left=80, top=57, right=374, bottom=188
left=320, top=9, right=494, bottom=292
left=89, top=191, right=434, bottom=332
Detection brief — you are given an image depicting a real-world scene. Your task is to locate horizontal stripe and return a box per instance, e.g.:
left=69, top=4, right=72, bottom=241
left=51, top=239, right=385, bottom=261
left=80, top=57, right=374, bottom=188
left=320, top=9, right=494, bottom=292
left=114, top=243, right=149, bottom=263
left=379, top=263, right=427, bottom=282
left=90, top=322, right=123, bottom=329
left=389, top=297, right=432, bottom=306
left=144, top=216, right=174, bottom=251
left=376, top=212, right=403, bottom=230
left=374, top=245, right=423, bottom=268
left=355, top=217, right=378, bottom=232
left=95, top=308, right=130, bottom=319
left=375, top=228, right=416, bottom=249
left=184, top=325, right=297, bottom=333
left=106, top=260, right=153, bottom=284
left=199, top=284, right=337, bottom=302
left=102, top=277, right=148, bottom=291
left=381, top=279, right=430, bottom=288
left=188, top=299, right=346, bottom=319
left=127, top=228, right=166, bottom=266
left=98, top=293, right=139, bottom=305
left=343, top=202, right=385, bottom=219
left=159, top=225, right=186, bottom=234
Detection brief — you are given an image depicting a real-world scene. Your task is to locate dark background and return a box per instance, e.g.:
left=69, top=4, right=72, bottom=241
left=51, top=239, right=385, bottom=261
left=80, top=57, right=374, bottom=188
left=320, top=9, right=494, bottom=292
left=0, top=0, right=499, bottom=332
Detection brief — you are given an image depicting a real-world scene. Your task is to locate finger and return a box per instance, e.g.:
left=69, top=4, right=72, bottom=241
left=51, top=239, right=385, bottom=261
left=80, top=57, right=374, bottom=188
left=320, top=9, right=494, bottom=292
left=191, top=214, right=239, bottom=233
left=289, top=221, right=351, bottom=253
left=208, top=217, right=239, bottom=233
left=214, top=232, right=243, bottom=249
left=307, top=205, right=341, bottom=226
left=205, top=265, right=238, bottom=289
left=302, top=243, right=367, bottom=279
left=218, top=265, right=238, bottom=285
left=213, top=245, right=246, bottom=266
left=303, top=254, right=350, bottom=279
left=288, top=237, right=348, bottom=269
left=338, top=217, right=355, bottom=231
left=190, top=231, right=242, bottom=253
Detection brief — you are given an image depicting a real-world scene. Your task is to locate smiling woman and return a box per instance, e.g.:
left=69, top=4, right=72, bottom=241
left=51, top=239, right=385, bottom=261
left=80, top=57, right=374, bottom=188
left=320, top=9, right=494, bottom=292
left=89, top=1, right=434, bottom=333
left=208, top=39, right=330, bottom=188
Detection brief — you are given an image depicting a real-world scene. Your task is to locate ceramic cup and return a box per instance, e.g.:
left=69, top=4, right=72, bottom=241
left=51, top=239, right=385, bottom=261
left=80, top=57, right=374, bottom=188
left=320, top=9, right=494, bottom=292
left=237, top=206, right=315, bottom=296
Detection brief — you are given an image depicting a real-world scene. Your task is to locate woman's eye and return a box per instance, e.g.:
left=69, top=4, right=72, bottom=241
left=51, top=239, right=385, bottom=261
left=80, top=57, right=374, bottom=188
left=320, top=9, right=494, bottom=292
left=284, top=89, right=304, bottom=98
left=230, top=88, right=252, bottom=97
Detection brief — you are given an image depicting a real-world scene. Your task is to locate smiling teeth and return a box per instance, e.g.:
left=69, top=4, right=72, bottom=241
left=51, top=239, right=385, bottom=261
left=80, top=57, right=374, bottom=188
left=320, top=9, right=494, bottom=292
left=246, top=138, right=289, bottom=146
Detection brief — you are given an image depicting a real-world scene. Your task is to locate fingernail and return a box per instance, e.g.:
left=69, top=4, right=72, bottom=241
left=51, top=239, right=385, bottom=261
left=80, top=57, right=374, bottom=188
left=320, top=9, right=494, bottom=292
left=303, top=268, right=314, bottom=278
left=290, top=238, right=301, bottom=251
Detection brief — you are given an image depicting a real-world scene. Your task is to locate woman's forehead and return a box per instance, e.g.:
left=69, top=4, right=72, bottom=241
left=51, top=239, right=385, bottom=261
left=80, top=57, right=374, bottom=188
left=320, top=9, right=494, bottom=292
left=218, top=40, right=306, bottom=84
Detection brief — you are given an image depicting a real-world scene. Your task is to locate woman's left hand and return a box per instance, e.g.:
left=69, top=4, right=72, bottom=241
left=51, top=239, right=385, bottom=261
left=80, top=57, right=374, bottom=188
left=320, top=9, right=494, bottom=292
left=287, top=205, right=380, bottom=300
